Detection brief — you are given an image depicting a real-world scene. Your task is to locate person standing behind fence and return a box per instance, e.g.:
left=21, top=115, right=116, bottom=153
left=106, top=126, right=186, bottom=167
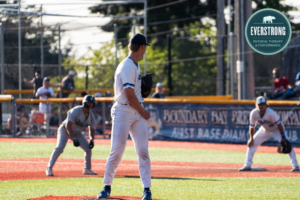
left=58, top=71, right=75, bottom=113
left=23, top=70, right=43, bottom=109
left=151, top=83, right=165, bottom=99
left=46, top=95, right=97, bottom=176
left=36, top=77, right=55, bottom=126
left=23, top=70, right=43, bottom=96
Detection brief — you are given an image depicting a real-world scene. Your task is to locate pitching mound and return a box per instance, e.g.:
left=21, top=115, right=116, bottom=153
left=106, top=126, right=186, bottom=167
left=27, top=196, right=164, bottom=200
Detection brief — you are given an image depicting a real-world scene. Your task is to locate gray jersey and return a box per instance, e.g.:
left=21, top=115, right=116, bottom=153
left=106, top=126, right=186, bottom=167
left=62, top=76, right=75, bottom=91
left=61, top=106, right=96, bottom=134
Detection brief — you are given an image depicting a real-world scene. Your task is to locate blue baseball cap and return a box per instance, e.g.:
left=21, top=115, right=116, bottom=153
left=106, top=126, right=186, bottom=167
left=130, top=33, right=150, bottom=46
left=296, top=72, right=300, bottom=81
left=43, top=77, right=50, bottom=81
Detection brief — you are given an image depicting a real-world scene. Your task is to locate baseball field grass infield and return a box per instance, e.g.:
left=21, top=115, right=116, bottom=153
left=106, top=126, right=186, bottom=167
left=0, top=141, right=299, bottom=166
left=1, top=177, right=300, bottom=200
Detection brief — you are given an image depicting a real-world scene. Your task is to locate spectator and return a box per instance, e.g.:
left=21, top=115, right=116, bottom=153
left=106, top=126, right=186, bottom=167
left=105, top=91, right=112, bottom=123
left=24, top=70, right=43, bottom=109
left=268, top=68, right=292, bottom=99
left=58, top=71, right=75, bottom=113
left=49, top=110, right=59, bottom=127
left=92, top=92, right=102, bottom=121
left=92, top=92, right=103, bottom=134
left=7, top=103, right=29, bottom=136
left=36, top=77, right=55, bottom=126
left=294, top=72, right=300, bottom=94
left=23, top=70, right=43, bottom=96
left=105, top=91, right=111, bottom=97
left=60, top=71, right=75, bottom=97
left=78, top=91, right=88, bottom=106
left=151, top=83, right=165, bottom=98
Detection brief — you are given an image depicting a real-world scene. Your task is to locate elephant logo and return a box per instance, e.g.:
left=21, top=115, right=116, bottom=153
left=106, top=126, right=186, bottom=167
left=262, top=16, right=275, bottom=23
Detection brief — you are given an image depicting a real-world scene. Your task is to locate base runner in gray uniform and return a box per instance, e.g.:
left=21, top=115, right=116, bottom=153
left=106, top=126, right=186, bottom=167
left=46, top=95, right=98, bottom=176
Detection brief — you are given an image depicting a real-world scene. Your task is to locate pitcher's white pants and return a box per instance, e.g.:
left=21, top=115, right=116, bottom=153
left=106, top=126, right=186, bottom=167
left=245, top=127, right=298, bottom=168
left=103, top=103, right=151, bottom=188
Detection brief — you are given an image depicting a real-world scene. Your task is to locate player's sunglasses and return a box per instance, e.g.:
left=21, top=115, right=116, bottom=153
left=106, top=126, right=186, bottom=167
left=258, top=103, right=266, bottom=106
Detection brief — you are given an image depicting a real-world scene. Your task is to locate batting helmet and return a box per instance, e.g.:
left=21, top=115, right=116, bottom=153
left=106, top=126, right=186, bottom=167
left=82, top=95, right=95, bottom=108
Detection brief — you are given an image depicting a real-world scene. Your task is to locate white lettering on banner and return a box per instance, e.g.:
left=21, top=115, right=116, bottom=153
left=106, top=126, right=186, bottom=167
left=197, top=128, right=221, bottom=139
left=169, top=127, right=299, bottom=142
left=211, top=110, right=228, bottom=125
left=276, top=110, right=300, bottom=126
left=171, top=127, right=196, bottom=139
left=231, top=110, right=251, bottom=125
left=287, top=130, right=298, bottom=141
left=222, top=129, right=247, bottom=141
left=163, top=109, right=208, bottom=125
left=250, top=26, right=286, bottom=36
left=172, top=127, right=246, bottom=141
left=197, top=128, right=246, bottom=141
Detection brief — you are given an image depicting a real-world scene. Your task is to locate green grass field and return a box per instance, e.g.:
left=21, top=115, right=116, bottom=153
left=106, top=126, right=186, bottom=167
left=1, top=142, right=298, bottom=165
left=1, top=141, right=300, bottom=200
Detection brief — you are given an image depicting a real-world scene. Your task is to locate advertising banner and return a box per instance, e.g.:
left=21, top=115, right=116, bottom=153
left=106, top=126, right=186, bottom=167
left=145, top=103, right=300, bottom=146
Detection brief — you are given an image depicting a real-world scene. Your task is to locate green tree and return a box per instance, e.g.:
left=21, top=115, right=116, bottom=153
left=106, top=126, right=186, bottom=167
left=89, top=0, right=218, bottom=46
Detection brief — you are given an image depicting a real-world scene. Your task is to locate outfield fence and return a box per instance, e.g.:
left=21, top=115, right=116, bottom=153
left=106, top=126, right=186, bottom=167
left=1, top=95, right=300, bottom=146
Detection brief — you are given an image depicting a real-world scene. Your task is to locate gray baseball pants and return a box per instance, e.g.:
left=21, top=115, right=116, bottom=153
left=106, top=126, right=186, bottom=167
left=47, top=125, right=92, bottom=169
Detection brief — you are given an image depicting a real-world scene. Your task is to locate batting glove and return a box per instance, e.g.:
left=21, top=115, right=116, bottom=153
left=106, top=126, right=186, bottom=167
left=89, top=140, right=94, bottom=149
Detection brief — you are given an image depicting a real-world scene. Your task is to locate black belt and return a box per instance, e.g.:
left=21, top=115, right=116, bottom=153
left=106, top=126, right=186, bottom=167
left=122, top=102, right=142, bottom=106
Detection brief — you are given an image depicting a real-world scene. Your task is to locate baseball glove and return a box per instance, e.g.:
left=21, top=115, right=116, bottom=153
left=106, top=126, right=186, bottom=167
left=46, top=92, right=52, bottom=98
left=277, top=139, right=292, bottom=154
left=141, top=74, right=153, bottom=98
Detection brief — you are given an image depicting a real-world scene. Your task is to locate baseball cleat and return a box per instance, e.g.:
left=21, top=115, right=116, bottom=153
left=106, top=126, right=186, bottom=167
left=83, top=169, right=97, bottom=175
left=291, top=166, right=299, bottom=172
left=97, top=186, right=111, bottom=199
left=238, top=166, right=251, bottom=171
left=46, top=167, right=53, bottom=176
left=142, top=189, right=152, bottom=200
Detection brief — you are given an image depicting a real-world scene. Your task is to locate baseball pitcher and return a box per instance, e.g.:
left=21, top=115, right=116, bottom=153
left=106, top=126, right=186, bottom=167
left=97, top=33, right=152, bottom=200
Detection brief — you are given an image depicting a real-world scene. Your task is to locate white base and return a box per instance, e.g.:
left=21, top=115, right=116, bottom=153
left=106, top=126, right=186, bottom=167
left=250, top=166, right=267, bottom=171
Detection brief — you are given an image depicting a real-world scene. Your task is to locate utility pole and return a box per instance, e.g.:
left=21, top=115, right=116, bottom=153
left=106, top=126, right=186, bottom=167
left=235, top=0, right=243, bottom=100
left=244, top=0, right=254, bottom=99
left=58, top=25, right=62, bottom=124
left=143, top=0, right=147, bottom=75
left=114, top=23, right=118, bottom=69
left=40, top=5, right=44, bottom=77
left=86, top=65, right=88, bottom=90
left=167, top=34, right=172, bottom=96
left=18, top=0, right=22, bottom=99
left=217, top=0, right=225, bottom=95
left=1, top=23, right=4, bottom=94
